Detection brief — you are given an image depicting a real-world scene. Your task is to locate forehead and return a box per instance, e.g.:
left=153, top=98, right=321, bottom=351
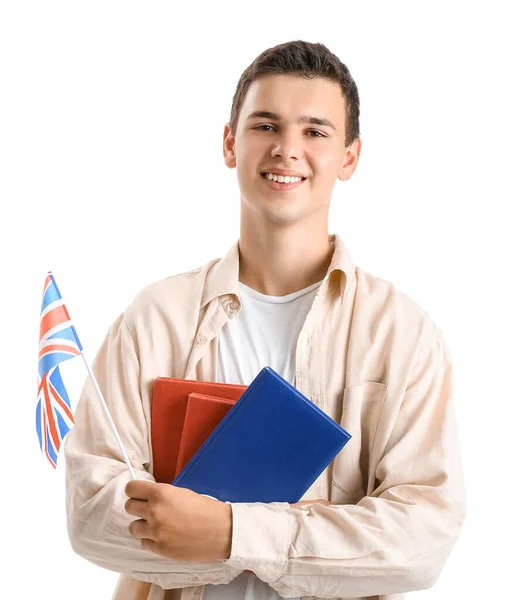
left=238, top=74, right=346, bottom=128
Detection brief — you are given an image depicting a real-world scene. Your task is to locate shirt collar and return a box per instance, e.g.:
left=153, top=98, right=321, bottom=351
left=200, top=233, right=355, bottom=309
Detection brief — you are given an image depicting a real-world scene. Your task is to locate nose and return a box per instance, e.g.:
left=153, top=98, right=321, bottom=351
left=270, top=128, right=303, bottom=161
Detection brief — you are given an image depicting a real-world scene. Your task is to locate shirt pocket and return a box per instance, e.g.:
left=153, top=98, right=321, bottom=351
left=332, top=381, right=388, bottom=496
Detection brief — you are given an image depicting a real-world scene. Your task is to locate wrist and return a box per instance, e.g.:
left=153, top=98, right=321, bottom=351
left=218, top=502, right=233, bottom=560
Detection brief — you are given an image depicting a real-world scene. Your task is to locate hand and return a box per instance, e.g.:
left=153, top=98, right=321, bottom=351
left=290, top=498, right=333, bottom=509
left=125, top=480, right=232, bottom=562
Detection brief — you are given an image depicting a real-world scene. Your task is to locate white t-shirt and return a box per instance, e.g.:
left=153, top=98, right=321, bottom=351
left=203, top=279, right=322, bottom=600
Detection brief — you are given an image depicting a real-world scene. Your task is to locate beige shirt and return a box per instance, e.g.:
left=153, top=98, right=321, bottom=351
left=64, top=234, right=467, bottom=600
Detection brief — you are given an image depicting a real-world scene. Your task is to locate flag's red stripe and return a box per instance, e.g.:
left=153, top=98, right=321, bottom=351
left=42, top=407, right=56, bottom=469
left=39, top=344, right=80, bottom=360
left=43, top=275, right=52, bottom=297
left=48, top=379, right=74, bottom=422
left=40, top=305, right=70, bottom=340
left=43, top=377, right=61, bottom=453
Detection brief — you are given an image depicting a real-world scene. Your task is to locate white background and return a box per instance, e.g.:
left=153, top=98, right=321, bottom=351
left=1, top=1, right=506, bottom=598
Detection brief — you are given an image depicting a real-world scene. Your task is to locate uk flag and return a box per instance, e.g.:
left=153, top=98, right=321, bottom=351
left=36, top=273, right=82, bottom=468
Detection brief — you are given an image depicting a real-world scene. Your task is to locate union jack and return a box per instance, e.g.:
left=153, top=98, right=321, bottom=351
left=36, top=272, right=82, bottom=468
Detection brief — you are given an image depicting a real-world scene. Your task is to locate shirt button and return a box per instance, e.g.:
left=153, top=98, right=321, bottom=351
left=230, top=300, right=239, bottom=310
left=197, top=335, right=207, bottom=344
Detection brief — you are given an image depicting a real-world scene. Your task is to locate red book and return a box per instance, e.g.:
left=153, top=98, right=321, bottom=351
left=176, top=393, right=237, bottom=477
left=151, top=378, right=247, bottom=484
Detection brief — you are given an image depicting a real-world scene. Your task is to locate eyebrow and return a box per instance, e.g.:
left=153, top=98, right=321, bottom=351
left=247, top=110, right=337, bottom=131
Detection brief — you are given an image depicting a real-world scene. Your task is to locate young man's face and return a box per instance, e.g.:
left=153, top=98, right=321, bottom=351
left=223, top=74, right=361, bottom=226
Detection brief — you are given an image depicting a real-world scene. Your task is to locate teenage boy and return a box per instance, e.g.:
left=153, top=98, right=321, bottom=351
left=65, top=40, right=466, bottom=600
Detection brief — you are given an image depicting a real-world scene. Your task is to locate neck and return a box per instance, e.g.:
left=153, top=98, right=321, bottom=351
left=238, top=217, right=334, bottom=297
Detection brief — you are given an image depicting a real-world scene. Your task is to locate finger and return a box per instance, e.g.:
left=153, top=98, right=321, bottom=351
left=292, top=500, right=314, bottom=507
left=125, top=498, right=149, bottom=519
left=140, top=538, right=164, bottom=556
left=129, top=518, right=152, bottom=540
left=125, top=479, right=158, bottom=500
left=292, top=499, right=332, bottom=508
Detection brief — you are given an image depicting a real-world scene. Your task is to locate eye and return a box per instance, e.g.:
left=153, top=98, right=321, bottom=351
left=254, top=124, right=276, bottom=132
left=307, top=130, right=326, bottom=138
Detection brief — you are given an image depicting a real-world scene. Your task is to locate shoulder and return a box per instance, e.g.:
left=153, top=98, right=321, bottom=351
left=123, top=258, right=220, bottom=325
left=355, top=266, right=446, bottom=350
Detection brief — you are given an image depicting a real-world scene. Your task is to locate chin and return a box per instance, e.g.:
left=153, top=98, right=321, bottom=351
left=241, top=190, right=311, bottom=224
left=259, top=205, right=307, bottom=225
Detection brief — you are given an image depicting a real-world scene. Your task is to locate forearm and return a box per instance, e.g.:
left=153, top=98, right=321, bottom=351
left=225, top=486, right=466, bottom=598
left=66, top=461, right=235, bottom=579
left=64, top=314, right=236, bottom=580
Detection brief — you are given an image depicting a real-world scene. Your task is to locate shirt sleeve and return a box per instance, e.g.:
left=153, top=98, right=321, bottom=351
left=64, top=313, right=234, bottom=585
left=223, top=329, right=467, bottom=599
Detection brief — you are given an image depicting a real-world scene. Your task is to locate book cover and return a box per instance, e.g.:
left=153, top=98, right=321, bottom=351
left=151, top=378, right=247, bottom=483
left=172, top=367, right=351, bottom=503
left=176, top=393, right=236, bottom=477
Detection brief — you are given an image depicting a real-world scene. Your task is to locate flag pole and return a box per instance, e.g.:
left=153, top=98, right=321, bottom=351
left=81, top=354, right=137, bottom=480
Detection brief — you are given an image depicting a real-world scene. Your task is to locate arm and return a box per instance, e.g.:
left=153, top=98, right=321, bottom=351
left=223, top=329, right=467, bottom=599
left=64, top=313, right=235, bottom=585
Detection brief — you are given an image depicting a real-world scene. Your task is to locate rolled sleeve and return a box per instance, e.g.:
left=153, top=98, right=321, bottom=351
left=224, top=502, right=292, bottom=581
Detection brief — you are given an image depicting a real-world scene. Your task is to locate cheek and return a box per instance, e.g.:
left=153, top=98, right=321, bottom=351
left=312, top=153, right=339, bottom=183
left=237, top=137, right=267, bottom=165
left=236, top=147, right=264, bottom=181
left=235, top=160, right=251, bottom=184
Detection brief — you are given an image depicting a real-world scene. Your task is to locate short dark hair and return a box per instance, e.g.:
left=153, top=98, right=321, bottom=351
left=229, top=40, right=360, bottom=147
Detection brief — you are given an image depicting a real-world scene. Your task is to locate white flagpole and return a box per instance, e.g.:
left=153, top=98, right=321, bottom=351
left=81, top=354, right=137, bottom=480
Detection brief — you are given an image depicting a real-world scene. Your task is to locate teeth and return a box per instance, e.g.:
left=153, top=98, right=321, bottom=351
left=264, top=173, right=303, bottom=183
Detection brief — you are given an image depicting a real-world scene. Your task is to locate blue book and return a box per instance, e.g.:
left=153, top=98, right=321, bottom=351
left=172, top=367, right=351, bottom=503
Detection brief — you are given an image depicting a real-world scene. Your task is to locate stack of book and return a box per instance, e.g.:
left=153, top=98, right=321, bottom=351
left=151, top=367, right=351, bottom=504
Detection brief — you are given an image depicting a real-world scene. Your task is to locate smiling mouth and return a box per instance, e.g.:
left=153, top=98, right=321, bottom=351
left=260, top=174, right=306, bottom=192
left=261, top=172, right=306, bottom=184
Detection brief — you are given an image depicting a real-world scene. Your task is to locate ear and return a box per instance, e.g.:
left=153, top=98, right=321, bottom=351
left=223, top=123, right=236, bottom=169
left=338, top=138, right=362, bottom=181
